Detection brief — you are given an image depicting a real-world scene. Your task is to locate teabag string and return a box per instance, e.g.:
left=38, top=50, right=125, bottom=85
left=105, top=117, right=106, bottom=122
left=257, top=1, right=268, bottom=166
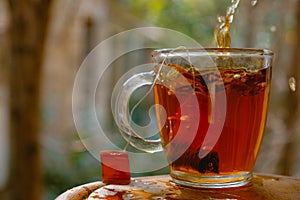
left=123, top=46, right=194, bottom=151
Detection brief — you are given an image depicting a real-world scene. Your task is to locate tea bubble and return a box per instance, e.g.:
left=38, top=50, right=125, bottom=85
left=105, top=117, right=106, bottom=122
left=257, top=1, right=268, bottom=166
left=289, top=77, right=296, bottom=92
left=251, top=0, right=258, bottom=6
left=180, top=115, right=189, bottom=121
left=233, top=74, right=241, bottom=79
left=270, top=25, right=276, bottom=32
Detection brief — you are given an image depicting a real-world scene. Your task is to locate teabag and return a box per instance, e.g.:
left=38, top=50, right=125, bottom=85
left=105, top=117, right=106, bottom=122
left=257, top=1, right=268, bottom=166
left=100, top=151, right=131, bottom=185
left=99, top=47, right=215, bottom=184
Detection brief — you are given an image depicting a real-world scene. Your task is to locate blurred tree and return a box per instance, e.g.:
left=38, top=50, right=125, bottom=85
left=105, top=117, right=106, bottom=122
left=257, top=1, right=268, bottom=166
left=281, top=0, right=300, bottom=176
left=123, top=0, right=221, bottom=46
left=7, top=0, right=53, bottom=200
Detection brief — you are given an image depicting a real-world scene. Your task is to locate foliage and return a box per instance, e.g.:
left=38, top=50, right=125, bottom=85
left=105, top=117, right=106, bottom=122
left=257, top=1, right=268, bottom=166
left=120, top=0, right=229, bottom=46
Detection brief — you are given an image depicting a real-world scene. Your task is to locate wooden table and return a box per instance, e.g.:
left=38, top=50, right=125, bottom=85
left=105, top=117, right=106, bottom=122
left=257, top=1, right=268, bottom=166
left=55, top=173, right=300, bottom=200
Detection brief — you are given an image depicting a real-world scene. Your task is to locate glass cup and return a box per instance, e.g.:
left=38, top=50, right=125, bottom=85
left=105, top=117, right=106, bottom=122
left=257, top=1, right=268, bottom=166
left=112, top=48, right=273, bottom=188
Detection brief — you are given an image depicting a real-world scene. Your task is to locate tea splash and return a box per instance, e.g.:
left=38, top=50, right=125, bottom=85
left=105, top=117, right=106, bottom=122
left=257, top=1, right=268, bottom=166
left=215, top=0, right=259, bottom=48
left=214, top=0, right=241, bottom=48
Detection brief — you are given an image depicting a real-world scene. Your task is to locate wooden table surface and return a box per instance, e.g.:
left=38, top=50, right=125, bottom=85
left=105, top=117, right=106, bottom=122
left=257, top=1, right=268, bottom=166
left=56, top=173, right=300, bottom=200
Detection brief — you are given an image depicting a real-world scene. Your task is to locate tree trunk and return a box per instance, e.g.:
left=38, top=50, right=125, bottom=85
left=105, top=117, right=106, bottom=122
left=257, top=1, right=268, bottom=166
left=7, top=0, right=53, bottom=200
left=280, top=0, right=300, bottom=176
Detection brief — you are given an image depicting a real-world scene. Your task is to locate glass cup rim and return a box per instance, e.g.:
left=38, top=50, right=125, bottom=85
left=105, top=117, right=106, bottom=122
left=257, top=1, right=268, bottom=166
left=152, top=47, right=274, bottom=57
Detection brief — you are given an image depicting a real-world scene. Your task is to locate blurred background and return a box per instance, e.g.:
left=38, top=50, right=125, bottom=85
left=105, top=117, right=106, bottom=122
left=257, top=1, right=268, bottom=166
left=0, top=0, right=300, bottom=199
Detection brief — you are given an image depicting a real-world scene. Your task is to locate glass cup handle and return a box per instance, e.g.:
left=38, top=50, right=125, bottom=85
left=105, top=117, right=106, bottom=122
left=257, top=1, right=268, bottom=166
left=111, top=70, right=163, bottom=153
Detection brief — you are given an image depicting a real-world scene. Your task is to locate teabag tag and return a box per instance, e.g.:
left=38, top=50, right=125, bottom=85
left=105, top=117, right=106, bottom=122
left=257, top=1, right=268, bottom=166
left=100, top=150, right=130, bottom=185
